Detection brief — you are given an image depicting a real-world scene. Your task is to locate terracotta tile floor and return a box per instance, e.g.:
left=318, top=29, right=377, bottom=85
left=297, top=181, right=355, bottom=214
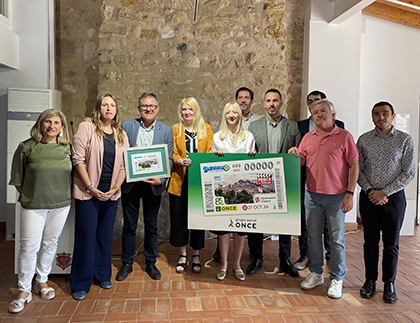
left=1, top=223, right=420, bottom=323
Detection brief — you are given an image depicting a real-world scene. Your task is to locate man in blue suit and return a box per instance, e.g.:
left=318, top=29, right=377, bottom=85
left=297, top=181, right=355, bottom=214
left=294, top=90, right=345, bottom=271
left=116, top=93, right=173, bottom=281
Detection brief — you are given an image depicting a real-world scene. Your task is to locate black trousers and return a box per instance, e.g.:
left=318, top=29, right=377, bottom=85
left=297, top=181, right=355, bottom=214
left=359, top=190, right=406, bottom=283
left=248, top=233, right=292, bottom=266
left=169, top=176, right=204, bottom=250
left=121, top=182, right=161, bottom=265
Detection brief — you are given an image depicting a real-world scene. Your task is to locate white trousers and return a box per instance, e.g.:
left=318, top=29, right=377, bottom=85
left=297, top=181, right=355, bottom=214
left=18, top=205, right=70, bottom=293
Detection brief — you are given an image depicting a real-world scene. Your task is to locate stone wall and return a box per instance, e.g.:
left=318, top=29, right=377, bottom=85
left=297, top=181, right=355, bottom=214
left=56, top=0, right=306, bottom=239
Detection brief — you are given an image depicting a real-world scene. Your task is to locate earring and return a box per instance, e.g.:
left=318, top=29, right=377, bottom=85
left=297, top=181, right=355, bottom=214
left=59, top=132, right=63, bottom=137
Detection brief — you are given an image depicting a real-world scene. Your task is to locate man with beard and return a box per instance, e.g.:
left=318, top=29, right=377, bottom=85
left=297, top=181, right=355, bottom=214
left=246, top=89, right=301, bottom=278
left=236, top=87, right=262, bottom=130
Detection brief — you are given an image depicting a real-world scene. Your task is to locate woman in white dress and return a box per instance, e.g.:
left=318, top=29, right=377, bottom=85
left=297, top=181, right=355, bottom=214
left=212, top=102, right=256, bottom=281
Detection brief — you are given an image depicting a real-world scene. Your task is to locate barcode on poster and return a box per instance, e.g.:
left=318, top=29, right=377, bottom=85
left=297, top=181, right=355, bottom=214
left=204, top=183, right=214, bottom=212
left=275, top=169, right=283, bottom=209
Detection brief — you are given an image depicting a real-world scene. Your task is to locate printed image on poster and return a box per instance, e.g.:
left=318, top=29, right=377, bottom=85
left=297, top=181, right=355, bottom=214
left=131, top=152, right=163, bottom=175
left=200, top=157, right=287, bottom=216
left=124, top=144, right=171, bottom=183
left=188, top=153, right=301, bottom=235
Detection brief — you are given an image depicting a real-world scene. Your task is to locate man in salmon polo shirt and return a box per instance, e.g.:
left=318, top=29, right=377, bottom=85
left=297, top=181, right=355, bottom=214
left=289, top=98, right=359, bottom=299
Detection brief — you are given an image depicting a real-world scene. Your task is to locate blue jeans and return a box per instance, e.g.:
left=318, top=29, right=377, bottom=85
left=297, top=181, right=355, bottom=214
left=305, top=190, right=346, bottom=281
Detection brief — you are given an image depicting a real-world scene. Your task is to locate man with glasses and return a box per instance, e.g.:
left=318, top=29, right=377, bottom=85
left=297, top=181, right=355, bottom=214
left=299, top=90, right=345, bottom=135
left=116, top=93, right=173, bottom=281
left=294, top=90, right=345, bottom=272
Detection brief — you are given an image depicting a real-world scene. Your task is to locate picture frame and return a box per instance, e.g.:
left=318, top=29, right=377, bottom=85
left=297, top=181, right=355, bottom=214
left=124, top=144, right=171, bottom=183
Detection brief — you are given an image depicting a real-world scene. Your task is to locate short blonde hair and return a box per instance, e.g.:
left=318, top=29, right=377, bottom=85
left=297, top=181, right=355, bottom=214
left=174, top=97, right=207, bottom=140
left=219, top=102, right=246, bottom=141
left=30, top=109, right=70, bottom=145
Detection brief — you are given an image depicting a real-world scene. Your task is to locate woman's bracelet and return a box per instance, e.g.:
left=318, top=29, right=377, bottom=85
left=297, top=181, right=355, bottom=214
left=86, top=185, right=94, bottom=194
left=112, top=186, right=120, bottom=193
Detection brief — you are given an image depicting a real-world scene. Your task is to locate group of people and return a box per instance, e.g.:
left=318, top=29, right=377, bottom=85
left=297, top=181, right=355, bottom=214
left=8, top=94, right=131, bottom=311
left=8, top=86, right=415, bottom=313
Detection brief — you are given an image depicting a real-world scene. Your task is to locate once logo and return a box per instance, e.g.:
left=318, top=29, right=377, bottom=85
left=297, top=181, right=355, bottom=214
left=235, top=222, right=257, bottom=229
left=216, top=205, right=238, bottom=212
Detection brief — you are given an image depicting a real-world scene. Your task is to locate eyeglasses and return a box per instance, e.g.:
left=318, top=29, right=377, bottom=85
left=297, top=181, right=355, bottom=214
left=307, top=98, right=320, bottom=105
left=139, top=104, right=158, bottom=110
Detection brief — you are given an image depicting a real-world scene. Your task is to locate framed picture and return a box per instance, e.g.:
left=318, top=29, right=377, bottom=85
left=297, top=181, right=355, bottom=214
left=124, top=144, right=171, bottom=183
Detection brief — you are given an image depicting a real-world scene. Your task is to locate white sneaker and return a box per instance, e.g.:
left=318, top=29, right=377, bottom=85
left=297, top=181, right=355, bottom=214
left=300, top=272, right=324, bottom=290
left=327, top=279, right=343, bottom=299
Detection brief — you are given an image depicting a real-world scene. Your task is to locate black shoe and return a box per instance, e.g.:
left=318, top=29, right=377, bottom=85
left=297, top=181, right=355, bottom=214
left=246, top=258, right=264, bottom=275
left=213, top=246, right=222, bottom=262
left=146, top=263, right=161, bottom=280
left=383, top=282, right=397, bottom=304
left=280, top=259, right=300, bottom=278
left=116, top=263, right=133, bottom=281
left=360, top=279, right=376, bottom=299
left=293, top=255, right=310, bottom=270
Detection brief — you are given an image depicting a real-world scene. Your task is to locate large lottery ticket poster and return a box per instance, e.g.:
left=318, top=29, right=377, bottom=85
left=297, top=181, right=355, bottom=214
left=188, top=153, right=301, bottom=235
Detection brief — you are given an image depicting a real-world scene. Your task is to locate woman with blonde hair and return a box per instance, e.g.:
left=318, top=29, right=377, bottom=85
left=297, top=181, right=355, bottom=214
left=9, top=109, right=72, bottom=313
left=168, top=97, right=213, bottom=274
left=212, top=102, right=256, bottom=281
left=70, top=93, right=129, bottom=300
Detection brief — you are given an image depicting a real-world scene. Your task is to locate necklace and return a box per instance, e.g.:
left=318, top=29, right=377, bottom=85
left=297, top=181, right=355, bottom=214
left=185, top=125, right=195, bottom=132
left=228, top=130, right=237, bottom=138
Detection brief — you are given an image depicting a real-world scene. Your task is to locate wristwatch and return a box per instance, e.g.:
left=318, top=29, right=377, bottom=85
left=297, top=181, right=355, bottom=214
left=86, top=185, right=94, bottom=194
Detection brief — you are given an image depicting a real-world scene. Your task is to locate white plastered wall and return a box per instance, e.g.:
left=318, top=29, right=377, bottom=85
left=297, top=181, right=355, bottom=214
left=306, top=1, right=419, bottom=233
left=359, top=15, right=420, bottom=234
left=306, top=2, right=363, bottom=224
left=0, top=0, right=51, bottom=222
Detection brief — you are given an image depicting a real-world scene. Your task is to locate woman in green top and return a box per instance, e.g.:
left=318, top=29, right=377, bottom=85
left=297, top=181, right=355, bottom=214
left=8, top=109, right=72, bottom=313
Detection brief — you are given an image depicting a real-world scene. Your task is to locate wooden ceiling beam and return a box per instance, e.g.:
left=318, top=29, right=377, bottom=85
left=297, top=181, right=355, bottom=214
left=398, top=0, right=420, bottom=8
left=362, top=2, right=420, bottom=29
left=376, top=0, right=420, bottom=14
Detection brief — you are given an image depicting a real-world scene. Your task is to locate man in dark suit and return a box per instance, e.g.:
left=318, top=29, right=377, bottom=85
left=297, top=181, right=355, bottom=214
left=294, top=90, right=345, bottom=272
left=298, top=90, right=345, bottom=135
left=247, top=89, right=301, bottom=278
left=116, top=93, right=173, bottom=281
